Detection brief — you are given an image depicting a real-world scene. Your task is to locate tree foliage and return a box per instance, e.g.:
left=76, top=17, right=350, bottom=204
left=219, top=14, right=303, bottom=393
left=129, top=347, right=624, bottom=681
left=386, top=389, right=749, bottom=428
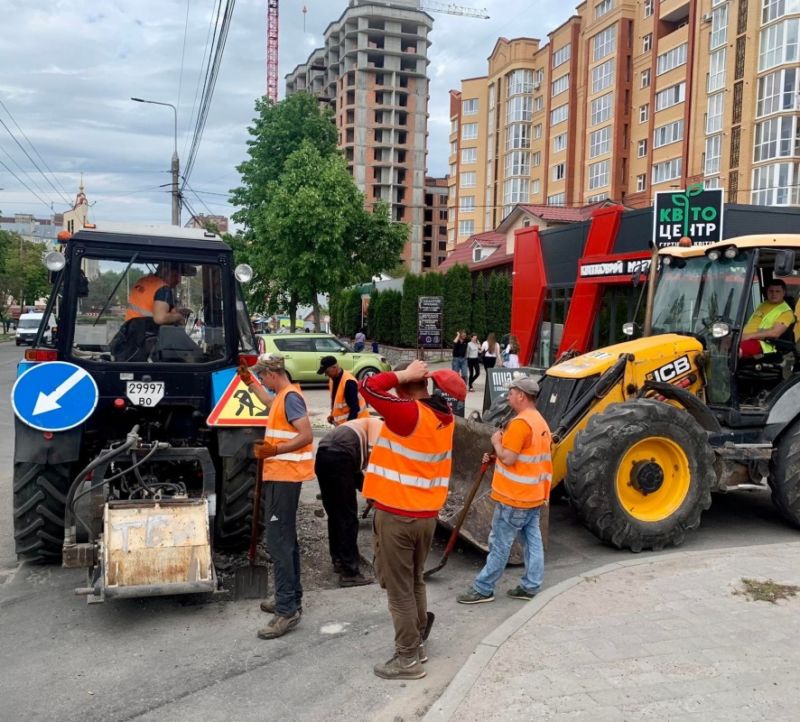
left=0, top=233, right=50, bottom=312
left=486, top=272, right=512, bottom=338
left=471, top=273, right=487, bottom=340
left=443, top=264, right=472, bottom=344
left=400, top=273, right=422, bottom=347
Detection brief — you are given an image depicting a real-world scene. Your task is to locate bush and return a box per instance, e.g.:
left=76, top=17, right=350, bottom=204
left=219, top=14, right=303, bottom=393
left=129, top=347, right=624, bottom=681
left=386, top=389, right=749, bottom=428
left=444, top=264, right=472, bottom=345
left=471, top=273, right=487, bottom=340
left=400, top=273, right=422, bottom=347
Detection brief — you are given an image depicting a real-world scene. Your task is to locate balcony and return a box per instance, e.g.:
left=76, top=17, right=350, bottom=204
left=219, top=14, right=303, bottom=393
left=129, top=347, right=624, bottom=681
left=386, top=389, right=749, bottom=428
left=660, top=0, right=689, bottom=23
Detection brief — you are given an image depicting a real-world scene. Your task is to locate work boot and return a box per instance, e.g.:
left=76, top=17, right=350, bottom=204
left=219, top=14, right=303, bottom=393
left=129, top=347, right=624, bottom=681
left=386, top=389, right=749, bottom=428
left=260, top=597, right=302, bottom=615
left=507, top=585, right=537, bottom=600
left=257, top=610, right=301, bottom=640
left=373, top=653, right=426, bottom=680
left=338, top=572, right=373, bottom=588
left=457, top=588, right=495, bottom=604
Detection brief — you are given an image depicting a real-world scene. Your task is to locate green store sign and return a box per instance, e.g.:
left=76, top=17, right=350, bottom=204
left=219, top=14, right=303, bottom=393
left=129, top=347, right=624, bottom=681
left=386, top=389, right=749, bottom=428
left=653, top=184, right=724, bottom=248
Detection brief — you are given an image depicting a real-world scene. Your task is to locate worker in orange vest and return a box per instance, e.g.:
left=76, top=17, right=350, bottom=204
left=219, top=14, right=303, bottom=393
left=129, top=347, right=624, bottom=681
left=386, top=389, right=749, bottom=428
left=457, top=376, right=552, bottom=605
left=318, top=355, right=370, bottom=425
left=361, top=360, right=466, bottom=680
left=125, top=262, right=193, bottom=325
left=239, top=352, right=314, bottom=640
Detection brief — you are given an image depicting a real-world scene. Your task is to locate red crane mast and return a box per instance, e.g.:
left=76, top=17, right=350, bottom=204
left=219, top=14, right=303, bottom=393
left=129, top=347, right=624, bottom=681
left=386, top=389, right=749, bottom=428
left=266, top=0, right=279, bottom=102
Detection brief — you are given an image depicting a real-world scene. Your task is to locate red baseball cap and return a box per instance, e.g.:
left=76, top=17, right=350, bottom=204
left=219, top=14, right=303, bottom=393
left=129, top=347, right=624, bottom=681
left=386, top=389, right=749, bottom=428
left=427, top=369, right=467, bottom=401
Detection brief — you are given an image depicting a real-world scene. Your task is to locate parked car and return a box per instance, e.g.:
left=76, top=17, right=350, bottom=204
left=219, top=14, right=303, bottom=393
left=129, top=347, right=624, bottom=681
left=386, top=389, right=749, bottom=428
left=258, top=333, right=391, bottom=383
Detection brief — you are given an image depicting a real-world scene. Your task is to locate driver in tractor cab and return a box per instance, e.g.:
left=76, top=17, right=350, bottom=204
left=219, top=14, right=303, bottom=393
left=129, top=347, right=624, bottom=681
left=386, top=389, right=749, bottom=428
left=739, top=279, right=795, bottom=358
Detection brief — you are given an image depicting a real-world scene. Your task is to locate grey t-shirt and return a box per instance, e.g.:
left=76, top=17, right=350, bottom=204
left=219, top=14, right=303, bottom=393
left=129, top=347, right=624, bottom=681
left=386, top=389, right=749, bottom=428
left=284, top=391, right=307, bottom=423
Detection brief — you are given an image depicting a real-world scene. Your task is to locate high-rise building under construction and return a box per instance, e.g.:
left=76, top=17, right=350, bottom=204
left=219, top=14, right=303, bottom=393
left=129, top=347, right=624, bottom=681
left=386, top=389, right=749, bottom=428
left=286, top=0, right=432, bottom=273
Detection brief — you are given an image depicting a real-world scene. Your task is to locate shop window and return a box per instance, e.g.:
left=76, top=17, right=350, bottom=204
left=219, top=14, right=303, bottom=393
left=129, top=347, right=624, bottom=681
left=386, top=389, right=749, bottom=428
left=534, top=287, right=572, bottom=367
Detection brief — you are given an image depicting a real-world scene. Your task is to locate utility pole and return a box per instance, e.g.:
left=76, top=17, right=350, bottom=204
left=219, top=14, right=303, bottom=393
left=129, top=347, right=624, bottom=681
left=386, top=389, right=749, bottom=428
left=131, top=97, right=181, bottom=225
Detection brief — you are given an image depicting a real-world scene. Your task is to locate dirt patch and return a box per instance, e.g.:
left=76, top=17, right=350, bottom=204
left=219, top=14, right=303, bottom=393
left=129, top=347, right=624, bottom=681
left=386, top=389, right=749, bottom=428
left=735, top=577, right=800, bottom=604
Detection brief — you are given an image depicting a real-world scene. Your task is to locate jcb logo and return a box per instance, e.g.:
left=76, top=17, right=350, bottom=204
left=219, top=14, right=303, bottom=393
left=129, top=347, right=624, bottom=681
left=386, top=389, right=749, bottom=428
left=648, top=355, right=691, bottom=383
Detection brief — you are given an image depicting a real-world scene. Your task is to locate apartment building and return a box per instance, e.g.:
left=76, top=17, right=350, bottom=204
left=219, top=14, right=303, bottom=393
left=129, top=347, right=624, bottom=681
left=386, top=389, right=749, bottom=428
left=448, top=0, right=800, bottom=245
left=286, top=0, right=432, bottom=273
left=423, top=176, right=449, bottom=270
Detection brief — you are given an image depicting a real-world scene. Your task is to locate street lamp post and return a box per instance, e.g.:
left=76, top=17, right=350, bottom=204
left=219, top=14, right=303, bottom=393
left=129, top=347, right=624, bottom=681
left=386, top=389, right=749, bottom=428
left=131, top=97, right=180, bottom=226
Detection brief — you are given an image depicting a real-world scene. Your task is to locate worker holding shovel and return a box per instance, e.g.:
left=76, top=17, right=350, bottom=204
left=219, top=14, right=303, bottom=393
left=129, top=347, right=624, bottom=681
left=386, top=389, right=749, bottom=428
left=457, top=376, right=552, bottom=605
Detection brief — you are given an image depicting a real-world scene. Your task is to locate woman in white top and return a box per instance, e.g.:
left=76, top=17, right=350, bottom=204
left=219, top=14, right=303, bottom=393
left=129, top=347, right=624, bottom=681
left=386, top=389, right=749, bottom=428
left=504, top=335, right=521, bottom=368
left=466, top=334, right=482, bottom=391
left=481, top=332, right=502, bottom=369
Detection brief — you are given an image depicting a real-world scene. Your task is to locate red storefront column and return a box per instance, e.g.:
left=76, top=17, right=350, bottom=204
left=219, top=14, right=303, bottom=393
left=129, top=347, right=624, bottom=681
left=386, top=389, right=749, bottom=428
left=511, top=226, right=548, bottom=366
left=557, top=205, right=625, bottom=356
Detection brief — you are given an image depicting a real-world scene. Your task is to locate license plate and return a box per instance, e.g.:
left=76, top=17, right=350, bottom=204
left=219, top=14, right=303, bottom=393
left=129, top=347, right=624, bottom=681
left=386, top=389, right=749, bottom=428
left=126, top=381, right=165, bottom=407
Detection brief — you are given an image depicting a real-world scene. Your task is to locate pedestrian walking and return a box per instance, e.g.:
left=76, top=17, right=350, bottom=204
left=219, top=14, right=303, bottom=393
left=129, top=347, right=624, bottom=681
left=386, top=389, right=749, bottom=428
left=467, top=334, right=482, bottom=391
left=240, top=353, right=315, bottom=639
left=361, top=360, right=466, bottom=680
left=457, top=376, right=552, bottom=605
left=481, top=332, right=502, bottom=369
left=504, top=335, right=521, bottom=369
left=451, top=330, right=468, bottom=384
left=354, top=328, right=367, bottom=352
left=318, top=355, right=369, bottom=426
left=315, top=417, right=384, bottom=587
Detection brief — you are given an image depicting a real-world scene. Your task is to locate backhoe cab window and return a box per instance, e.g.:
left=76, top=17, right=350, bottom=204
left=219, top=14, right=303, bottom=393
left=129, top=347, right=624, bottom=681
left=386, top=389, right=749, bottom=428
left=70, top=256, right=227, bottom=363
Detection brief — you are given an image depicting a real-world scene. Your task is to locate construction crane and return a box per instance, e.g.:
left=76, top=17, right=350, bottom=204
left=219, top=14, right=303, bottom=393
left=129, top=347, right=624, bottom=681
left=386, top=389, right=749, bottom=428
left=266, top=1, right=490, bottom=103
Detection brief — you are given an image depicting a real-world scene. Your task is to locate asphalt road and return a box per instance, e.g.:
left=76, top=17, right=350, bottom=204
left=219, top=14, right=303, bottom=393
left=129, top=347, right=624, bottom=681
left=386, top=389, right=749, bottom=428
left=1, top=340, right=797, bottom=722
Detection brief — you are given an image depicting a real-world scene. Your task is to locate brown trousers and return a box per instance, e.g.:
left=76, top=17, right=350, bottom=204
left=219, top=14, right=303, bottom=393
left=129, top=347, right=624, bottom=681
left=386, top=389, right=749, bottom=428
left=373, top=509, right=436, bottom=657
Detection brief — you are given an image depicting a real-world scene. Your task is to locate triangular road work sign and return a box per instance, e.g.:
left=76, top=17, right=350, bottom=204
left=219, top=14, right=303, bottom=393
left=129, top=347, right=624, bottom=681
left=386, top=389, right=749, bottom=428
left=207, top=375, right=272, bottom=427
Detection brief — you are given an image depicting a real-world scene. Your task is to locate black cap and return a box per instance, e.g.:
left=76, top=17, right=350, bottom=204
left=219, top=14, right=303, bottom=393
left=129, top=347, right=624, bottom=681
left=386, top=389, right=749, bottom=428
left=317, top=355, right=338, bottom=375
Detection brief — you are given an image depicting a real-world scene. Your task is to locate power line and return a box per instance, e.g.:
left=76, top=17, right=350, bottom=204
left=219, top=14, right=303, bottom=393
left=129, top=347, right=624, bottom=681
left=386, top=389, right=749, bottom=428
left=0, top=157, right=57, bottom=211
left=176, top=0, right=192, bottom=117
left=0, top=142, right=54, bottom=204
left=183, top=180, right=217, bottom=216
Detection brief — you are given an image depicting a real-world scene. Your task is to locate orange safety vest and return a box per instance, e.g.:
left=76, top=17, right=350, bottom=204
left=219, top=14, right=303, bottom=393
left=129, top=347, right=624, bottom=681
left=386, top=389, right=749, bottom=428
left=330, top=370, right=370, bottom=426
left=362, top=402, right=454, bottom=513
left=491, top=407, right=552, bottom=509
left=262, top=385, right=315, bottom=482
left=125, top=275, right=167, bottom=321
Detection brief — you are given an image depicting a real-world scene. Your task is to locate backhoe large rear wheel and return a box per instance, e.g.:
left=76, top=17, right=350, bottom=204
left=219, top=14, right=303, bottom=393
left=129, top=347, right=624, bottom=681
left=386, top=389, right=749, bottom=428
left=13, top=462, right=71, bottom=563
left=566, top=399, right=714, bottom=552
left=215, top=447, right=258, bottom=552
left=768, top=420, right=800, bottom=527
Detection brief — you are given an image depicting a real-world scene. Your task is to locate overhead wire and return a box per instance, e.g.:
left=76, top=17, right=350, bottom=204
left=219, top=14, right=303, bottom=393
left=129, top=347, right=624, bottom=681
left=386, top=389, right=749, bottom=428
left=0, top=156, right=57, bottom=211
left=0, top=142, right=54, bottom=204
left=176, top=0, right=192, bottom=117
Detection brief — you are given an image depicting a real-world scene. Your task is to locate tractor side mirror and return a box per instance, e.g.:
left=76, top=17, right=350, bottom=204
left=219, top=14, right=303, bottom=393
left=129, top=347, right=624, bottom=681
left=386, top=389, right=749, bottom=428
left=77, top=271, right=89, bottom=298
left=774, top=250, right=796, bottom=277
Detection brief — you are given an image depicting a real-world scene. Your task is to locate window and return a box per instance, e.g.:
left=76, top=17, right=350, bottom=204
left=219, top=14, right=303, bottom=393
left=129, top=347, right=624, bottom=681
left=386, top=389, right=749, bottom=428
left=460, top=171, right=477, bottom=188
left=759, top=19, right=800, bottom=71
left=592, top=59, right=614, bottom=93
left=588, top=159, right=609, bottom=189
left=653, top=119, right=684, bottom=148
left=757, top=68, right=799, bottom=117
left=704, top=176, right=721, bottom=189
left=462, top=98, right=478, bottom=115
left=503, top=177, right=530, bottom=205
left=450, top=119, right=458, bottom=134
left=590, top=126, right=611, bottom=158
left=763, top=0, right=800, bottom=24
left=655, top=82, right=686, bottom=111
left=449, top=162, right=457, bottom=176
left=637, top=139, right=648, bottom=157
left=553, top=133, right=568, bottom=152
left=593, top=25, right=616, bottom=62
left=636, top=174, right=646, bottom=192
left=462, top=123, right=478, bottom=140
left=532, top=179, right=541, bottom=194
left=533, top=123, right=543, bottom=139
left=706, top=92, right=724, bottom=133
left=652, top=157, right=682, bottom=184
left=505, top=151, right=530, bottom=176
left=460, top=196, right=476, bottom=211
left=643, top=33, right=652, bottom=53
left=458, top=219, right=475, bottom=237
left=705, top=134, right=722, bottom=175
left=644, top=0, right=653, bottom=17
left=507, top=95, right=533, bottom=122
left=552, top=163, right=566, bottom=181
left=552, top=44, right=571, bottom=68
left=752, top=162, right=800, bottom=205
left=641, top=69, right=651, bottom=88
left=551, top=74, right=570, bottom=97
left=591, top=92, right=613, bottom=125
left=656, top=43, right=688, bottom=75
left=586, top=192, right=610, bottom=203
left=547, top=192, right=566, bottom=205
left=639, top=103, right=649, bottom=123
left=754, top=115, right=800, bottom=161
left=506, top=123, right=531, bottom=150
left=507, top=68, right=534, bottom=96
left=461, top=147, right=477, bottom=164
left=595, top=0, right=613, bottom=19
left=551, top=103, right=569, bottom=125
left=710, top=5, right=729, bottom=50
left=533, top=95, right=544, bottom=112
left=532, top=151, right=542, bottom=166
left=708, top=49, right=726, bottom=92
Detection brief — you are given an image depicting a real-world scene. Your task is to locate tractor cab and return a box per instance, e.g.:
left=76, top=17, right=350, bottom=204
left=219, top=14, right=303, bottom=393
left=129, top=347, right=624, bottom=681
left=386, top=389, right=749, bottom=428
left=652, top=235, right=800, bottom=419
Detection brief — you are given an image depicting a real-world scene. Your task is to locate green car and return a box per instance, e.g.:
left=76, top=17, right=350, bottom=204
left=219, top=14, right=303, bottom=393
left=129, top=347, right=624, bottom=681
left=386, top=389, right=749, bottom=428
left=257, top=333, right=391, bottom=383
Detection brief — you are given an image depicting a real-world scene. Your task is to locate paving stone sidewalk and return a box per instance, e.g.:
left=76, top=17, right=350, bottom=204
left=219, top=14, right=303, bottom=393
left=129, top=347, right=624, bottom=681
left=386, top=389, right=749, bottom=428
left=426, top=542, right=800, bottom=721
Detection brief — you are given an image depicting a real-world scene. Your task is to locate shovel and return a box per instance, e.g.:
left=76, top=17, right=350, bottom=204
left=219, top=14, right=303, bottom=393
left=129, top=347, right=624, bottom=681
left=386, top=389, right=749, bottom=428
left=424, top=459, right=491, bottom=580
left=234, top=459, right=269, bottom=599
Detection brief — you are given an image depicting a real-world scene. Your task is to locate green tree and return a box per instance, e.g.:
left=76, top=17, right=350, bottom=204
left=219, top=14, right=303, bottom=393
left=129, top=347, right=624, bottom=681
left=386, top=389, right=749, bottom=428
left=366, top=288, right=380, bottom=340
left=345, top=288, right=363, bottom=338
left=471, top=272, right=487, bottom=340
left=387, top=290, right=403, bottom=346
left=444, top=264, right=472, bottom=345
left=486, top=272, right=512, bottom=338
left=422, top=271, right=444, bottom=298
left=0, top=236, right=50, bottom=310
left=400, top=273, right=422, bottom=347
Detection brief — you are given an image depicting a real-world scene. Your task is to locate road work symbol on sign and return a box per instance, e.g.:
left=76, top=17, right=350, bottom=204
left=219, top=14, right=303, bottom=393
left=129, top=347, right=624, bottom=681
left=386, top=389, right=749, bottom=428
left=207, top=374, right=272, bottom=427
left=12, top=361, right=99, bottom=432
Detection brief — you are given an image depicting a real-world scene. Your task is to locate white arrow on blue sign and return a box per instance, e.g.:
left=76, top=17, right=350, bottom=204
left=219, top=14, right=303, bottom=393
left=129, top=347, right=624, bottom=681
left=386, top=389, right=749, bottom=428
left=12, top=361, right=99, bottom=432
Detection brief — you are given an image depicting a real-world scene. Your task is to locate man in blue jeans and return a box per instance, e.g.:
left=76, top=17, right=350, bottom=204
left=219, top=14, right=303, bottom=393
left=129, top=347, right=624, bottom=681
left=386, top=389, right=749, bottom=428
left=451, top=330, right=468, bottom=385
left=456, top=377, right=552, bottom=603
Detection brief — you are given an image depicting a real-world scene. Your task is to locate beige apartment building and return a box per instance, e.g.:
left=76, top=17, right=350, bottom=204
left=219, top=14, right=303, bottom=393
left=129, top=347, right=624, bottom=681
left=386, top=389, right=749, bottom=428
left=448, top=0, right=800, bottom=247
left=286, top=0, right=432, bottom=272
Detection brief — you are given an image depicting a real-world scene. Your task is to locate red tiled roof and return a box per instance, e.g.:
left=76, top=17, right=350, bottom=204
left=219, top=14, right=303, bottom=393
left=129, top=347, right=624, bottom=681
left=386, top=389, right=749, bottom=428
left=437, top=231, right=510, bottom=273
left=517, top=203, right=598, bottom=222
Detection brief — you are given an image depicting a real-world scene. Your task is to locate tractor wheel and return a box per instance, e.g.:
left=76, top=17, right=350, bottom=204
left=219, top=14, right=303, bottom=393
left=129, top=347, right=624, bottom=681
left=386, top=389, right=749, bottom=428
left=13, top=462, right=71, bottom=563
left=768, top=420, right=800, bottom=527
left=215, top=447, right=258, bottom=551
left=565, top=399, right=714, bottom=552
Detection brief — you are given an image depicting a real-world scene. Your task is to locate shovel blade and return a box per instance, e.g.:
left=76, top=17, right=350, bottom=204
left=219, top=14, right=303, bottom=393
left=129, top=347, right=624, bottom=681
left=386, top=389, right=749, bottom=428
left=233, top=564, right=269, bottom=600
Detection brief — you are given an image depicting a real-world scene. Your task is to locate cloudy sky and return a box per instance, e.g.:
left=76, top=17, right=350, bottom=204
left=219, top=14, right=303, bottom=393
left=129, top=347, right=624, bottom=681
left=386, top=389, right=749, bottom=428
left=0, top=0, right=567, bottom=226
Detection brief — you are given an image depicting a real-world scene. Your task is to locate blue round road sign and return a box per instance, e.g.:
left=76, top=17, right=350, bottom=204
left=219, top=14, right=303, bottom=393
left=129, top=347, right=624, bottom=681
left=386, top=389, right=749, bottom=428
left=12, top=361, right=99, bottom=432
